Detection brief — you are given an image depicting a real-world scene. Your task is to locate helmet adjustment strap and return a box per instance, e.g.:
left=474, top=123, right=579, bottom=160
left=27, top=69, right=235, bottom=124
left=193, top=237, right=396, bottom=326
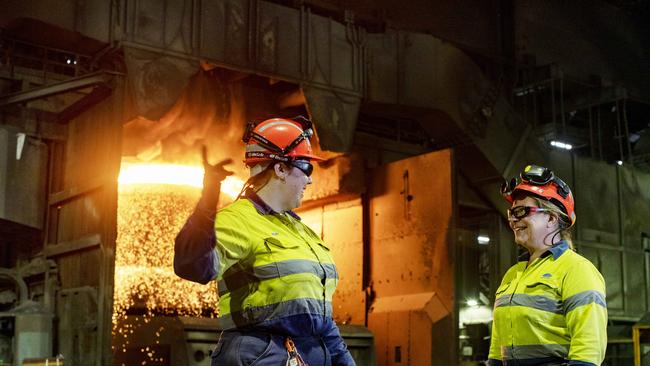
left=245, top=151, right=292, bottom=163
left=244, top=116, right=315, bottom=159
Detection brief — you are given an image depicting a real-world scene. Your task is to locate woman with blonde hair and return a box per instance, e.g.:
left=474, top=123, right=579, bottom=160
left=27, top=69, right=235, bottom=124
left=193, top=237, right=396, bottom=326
left=488, top=165, right=607, bottom=366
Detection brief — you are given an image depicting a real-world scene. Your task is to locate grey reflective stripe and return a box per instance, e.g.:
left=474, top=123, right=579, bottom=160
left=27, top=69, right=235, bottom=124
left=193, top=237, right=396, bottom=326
left=563, top=290, right=606, bottom=313
left=494, top=295, right=510, bottom=308
left=218, top=260, right=337, bottom=294
left=217, top=298, right=333, bottom=329
left=494, top=294, right=563, bottom=314
left=501, top=344, right=569, bottom=360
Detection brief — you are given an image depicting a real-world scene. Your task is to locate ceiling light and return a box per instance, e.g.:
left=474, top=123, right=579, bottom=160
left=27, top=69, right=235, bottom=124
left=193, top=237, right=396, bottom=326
left=467, top=299, right=478, bottom=307
left=550, top=140, right=572, bottom=150
left=477, top=235, right=490, bottom=245
left=617, top=160, right=623, bottom=166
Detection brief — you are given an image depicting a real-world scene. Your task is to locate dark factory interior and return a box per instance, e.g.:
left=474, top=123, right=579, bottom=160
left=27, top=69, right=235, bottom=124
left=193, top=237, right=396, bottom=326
left=1, top=0, right=650, bottom=365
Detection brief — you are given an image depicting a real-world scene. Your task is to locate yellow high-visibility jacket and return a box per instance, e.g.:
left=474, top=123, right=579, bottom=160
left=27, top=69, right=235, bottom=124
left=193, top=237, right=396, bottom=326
left=487, top=241, right=607, bottom=366
left=174, top=191, right=355, bottom=364
left=214, top=197, right=339, bottom=329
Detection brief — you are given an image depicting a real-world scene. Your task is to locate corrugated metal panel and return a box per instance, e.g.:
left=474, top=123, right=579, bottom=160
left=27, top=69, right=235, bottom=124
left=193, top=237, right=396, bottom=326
left=367, top=149, right=455, bottom=366
left=44, top=77, right=124, bottom=366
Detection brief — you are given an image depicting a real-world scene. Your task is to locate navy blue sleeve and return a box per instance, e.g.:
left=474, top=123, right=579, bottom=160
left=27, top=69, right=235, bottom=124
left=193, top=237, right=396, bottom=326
left=486, top=359, right=503, bottom=366
left=568, top=361, right=596, bottom=366
left=322, top=321, right=356, bottom=366
left=173, top=199, right=220, bottom=284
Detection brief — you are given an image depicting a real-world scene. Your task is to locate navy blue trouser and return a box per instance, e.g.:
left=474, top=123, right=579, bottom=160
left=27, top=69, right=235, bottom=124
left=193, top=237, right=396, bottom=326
left=211, top=330, right=332, bottom=366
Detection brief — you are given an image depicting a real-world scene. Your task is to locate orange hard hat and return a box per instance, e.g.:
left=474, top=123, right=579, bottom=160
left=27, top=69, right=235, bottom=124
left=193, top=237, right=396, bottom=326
left=243, top=116, right=324, bottom=165
left=501, top=165, right=576, bottom=226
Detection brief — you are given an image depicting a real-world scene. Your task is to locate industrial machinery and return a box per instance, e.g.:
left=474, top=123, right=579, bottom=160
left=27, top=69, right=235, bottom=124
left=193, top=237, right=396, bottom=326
left=2, top=1, right=650, bottom=365
left=0, top=267, right=54, bottom=366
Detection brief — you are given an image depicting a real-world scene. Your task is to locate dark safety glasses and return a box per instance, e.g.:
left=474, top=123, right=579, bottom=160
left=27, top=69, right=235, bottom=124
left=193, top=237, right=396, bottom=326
left=290, top=160, right=314, bottom=177
left=507, top=206, right=548, bottom=220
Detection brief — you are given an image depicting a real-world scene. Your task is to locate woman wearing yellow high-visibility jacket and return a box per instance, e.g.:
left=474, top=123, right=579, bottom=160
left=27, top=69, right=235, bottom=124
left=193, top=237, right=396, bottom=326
left=174, top=117, right=355, bottom=366
left=488, top=165, right=607, bottom=366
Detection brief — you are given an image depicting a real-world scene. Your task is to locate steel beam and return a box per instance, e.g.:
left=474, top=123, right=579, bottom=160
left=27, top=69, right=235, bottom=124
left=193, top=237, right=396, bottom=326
left=0, top=71, right=117, bottom=107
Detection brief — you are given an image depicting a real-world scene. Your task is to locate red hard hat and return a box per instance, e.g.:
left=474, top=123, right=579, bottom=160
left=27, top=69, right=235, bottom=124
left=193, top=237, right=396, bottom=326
left=502, top=165, right=576, bottom=226
left=243, top=117, right=324, bottom=165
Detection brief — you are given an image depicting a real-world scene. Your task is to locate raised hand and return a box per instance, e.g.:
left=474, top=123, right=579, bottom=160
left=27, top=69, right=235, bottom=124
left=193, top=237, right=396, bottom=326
left=201, top=145, right=233, bottom=208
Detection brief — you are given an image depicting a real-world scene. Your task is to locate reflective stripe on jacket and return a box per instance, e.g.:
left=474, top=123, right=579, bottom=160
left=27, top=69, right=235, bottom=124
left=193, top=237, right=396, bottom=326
left=215, top=198, right=339, bottom=329
left=487, top=241, right=607, bottom=366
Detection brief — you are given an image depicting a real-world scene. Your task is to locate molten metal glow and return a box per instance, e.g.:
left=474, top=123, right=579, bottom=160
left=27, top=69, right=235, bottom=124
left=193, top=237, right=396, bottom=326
left=118, top=163, right=204, bottom=187
left=112, top=183, right=220, bottom=326
left=113, top=162, right=245, bottom=358
left=118, top=162, right=245, bottom=199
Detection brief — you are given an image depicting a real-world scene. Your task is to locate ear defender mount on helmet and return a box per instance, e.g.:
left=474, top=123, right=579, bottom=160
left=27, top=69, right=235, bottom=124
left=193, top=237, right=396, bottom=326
left=501, top=164, right=576, bottom=226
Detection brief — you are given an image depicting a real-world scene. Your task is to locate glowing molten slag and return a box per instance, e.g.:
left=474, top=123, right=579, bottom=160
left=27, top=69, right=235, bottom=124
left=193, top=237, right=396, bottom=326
left=118, top=162, right=245, bottom=198
left=112, top=162, right=244, bottom=356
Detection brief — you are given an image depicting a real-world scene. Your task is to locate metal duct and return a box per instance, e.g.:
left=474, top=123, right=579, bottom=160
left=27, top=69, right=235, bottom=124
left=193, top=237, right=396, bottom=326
left=119, top=0, right=364, bottom=152
left=365, top=30, right=524, bottom=178
left=303, top=84, right=361, bottom=152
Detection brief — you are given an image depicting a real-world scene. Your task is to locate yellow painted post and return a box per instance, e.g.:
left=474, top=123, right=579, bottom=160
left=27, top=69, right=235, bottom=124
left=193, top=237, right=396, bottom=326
left=634, top=326, right=641, bottom=366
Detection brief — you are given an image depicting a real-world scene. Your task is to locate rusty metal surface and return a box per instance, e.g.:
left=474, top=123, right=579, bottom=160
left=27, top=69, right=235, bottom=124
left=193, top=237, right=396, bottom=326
left=367, top=149, right=455, bottom=366
left=323, top=199, right=365, bottom=325
left=44, top=79, right=124, bottom=365
left=302, top=154, right=365, bottom=202
left=368, top=149, right=454, bottom=299
left=297, top=197, right=365, bottom=326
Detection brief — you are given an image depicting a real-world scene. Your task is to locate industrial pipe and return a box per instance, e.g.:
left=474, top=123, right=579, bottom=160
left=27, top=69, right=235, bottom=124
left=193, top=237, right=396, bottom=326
left=0, top=268, right=28, bottom=305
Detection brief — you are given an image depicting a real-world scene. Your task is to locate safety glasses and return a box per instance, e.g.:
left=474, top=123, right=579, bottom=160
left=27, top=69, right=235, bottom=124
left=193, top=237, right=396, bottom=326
left=290, top=160, right=314, bottom=177
left=507, top=206, right=548, bottom=220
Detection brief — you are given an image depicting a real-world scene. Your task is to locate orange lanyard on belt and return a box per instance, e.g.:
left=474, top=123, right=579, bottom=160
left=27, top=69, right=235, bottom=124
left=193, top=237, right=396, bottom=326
left=284, top=337, right=309, bottom=366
